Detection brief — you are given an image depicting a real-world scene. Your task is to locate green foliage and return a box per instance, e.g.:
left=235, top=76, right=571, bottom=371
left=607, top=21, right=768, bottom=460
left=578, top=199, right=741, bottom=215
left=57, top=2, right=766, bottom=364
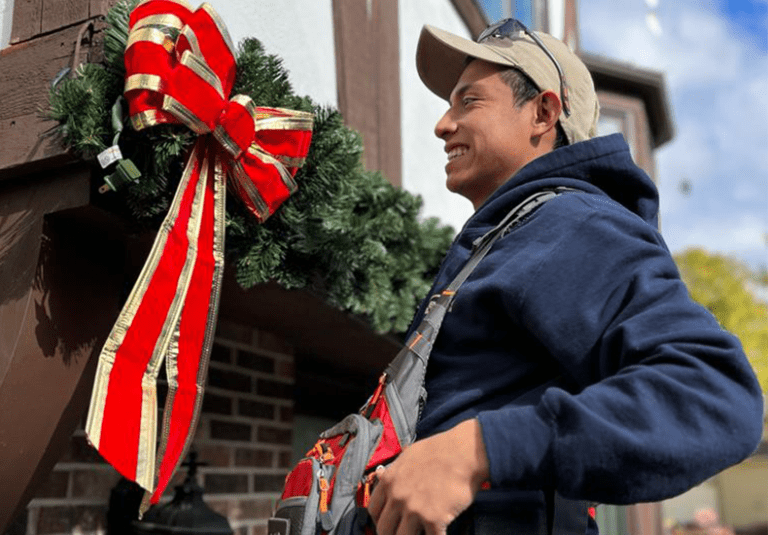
left=46, top=63, right=122, bottom=156
left=227, top=102, right=454, bottom=333
left=104, top=0, right=139, bottom=75
left=756, top=266, right=768, bottom=286
left=674, top=248, right=768, bottom=392
left=45, top=3, right=454, bottom=334
left=232, top=39, right=312, bottom=113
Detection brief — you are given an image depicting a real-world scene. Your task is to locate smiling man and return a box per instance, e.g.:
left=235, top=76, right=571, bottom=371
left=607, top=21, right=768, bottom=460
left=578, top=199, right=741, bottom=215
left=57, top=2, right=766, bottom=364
left=437, top=59, right=560, bottom=208
left=366, top=19, right=764, bottom=535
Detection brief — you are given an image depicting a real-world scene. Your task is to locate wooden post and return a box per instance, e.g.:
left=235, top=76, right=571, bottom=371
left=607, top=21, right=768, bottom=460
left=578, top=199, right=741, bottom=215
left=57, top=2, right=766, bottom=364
left=0, top=1, right=118, bottom=530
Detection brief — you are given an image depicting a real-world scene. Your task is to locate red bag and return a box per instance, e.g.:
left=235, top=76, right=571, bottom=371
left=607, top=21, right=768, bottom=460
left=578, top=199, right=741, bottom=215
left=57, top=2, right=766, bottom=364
left=270, top=367, right=420, bottom=534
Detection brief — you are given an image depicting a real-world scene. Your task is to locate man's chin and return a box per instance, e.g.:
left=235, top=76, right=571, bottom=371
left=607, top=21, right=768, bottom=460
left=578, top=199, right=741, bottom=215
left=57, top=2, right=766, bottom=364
left=445, top=175, right=463, bottom=195
left=446, top=180, right=476, bottom=206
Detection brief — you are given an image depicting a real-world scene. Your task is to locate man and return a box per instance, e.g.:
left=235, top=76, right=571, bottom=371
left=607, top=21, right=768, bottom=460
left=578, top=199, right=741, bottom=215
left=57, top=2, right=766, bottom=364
left=367, top=19, right=764, bottom=535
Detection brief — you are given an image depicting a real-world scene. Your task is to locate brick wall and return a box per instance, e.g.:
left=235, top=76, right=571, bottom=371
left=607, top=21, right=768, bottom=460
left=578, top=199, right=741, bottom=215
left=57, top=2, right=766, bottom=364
left=7, top=319, right=296, bottom=535
left=198, top=320, right=295, bottom=535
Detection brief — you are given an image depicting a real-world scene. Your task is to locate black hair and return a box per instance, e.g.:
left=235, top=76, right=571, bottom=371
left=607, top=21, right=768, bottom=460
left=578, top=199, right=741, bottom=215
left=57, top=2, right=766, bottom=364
left=498, top=66, right=569, bottom=149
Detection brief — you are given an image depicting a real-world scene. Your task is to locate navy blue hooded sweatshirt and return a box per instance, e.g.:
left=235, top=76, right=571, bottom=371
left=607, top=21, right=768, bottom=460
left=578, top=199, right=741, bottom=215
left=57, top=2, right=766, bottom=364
left=410, top=134, right=764, bottom=532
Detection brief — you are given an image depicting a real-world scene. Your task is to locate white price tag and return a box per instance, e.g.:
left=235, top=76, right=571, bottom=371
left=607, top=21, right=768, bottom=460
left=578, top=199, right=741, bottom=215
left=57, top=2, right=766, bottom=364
left=97, top=145, right=123, bottom=169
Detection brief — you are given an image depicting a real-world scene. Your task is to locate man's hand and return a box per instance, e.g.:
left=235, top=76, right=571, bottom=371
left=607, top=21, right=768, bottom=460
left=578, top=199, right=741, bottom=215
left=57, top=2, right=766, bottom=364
left=367, top=418, right=490, bottom=535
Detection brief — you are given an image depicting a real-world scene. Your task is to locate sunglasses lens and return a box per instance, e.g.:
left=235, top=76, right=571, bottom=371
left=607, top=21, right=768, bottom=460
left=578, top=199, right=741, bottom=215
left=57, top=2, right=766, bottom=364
left=478, top=22, right=501, bottom=42
left=478, top=18, right=525, bottom=42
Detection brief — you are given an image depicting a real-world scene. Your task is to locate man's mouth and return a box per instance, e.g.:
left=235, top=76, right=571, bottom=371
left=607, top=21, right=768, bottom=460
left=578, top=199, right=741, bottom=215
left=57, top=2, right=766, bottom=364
left=447, top=146, right=468, bottom=161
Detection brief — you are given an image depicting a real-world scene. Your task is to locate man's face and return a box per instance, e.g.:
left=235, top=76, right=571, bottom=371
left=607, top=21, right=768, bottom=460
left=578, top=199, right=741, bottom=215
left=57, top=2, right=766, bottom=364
left=435, top=60, right=539, bottom=209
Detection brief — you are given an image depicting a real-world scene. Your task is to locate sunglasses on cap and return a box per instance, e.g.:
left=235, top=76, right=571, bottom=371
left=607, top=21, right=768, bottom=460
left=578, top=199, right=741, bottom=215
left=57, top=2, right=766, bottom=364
left=478, top=18, right=571, bottom=117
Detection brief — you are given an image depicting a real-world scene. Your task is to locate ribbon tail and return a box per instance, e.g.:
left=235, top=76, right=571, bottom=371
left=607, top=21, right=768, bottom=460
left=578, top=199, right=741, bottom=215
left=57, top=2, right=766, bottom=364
left=85, top=138, right=210, bottom=491
left=147, top=142, right=227, bottom=508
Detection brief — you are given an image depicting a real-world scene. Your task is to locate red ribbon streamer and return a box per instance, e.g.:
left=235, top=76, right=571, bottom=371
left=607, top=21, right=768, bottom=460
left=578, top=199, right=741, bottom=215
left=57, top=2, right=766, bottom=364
left=85, top=0, right=313, bottom=509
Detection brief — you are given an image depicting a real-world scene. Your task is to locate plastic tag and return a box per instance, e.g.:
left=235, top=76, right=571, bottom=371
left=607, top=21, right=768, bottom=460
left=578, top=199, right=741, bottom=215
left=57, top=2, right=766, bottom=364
left=97, top=145, right=123, bottom=169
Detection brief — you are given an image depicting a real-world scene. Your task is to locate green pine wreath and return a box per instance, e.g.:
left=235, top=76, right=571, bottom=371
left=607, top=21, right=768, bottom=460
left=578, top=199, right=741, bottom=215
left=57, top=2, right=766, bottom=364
left=46, top=0, right=454, bottom=334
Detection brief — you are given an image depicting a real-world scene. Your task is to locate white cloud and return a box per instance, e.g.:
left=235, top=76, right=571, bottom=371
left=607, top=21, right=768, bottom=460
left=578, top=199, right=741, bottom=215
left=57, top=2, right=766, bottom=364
left=645, top=12, right=663, bottom=37
left=581, top=0, right=768, bottom=267
left=662, top=212, right=768, bottom=264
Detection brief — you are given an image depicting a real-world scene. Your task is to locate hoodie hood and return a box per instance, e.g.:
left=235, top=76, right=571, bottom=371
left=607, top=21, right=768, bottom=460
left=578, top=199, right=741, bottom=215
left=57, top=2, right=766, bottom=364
left=469, top=134, right=660, bottom=230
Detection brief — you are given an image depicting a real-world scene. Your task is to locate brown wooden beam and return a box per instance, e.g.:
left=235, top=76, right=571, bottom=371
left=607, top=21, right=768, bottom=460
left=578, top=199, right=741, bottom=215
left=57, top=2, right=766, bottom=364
left=11, top=0, right=112, bottom=44
left=0, top=168, right=127, bottom=531
left=375, top=0, right=402, bottom=188
left=580, top=52, right=674, bottom=147
left=332, top=0, right=402, bottom=186
left=218, top=277, right=401, bottom=377
left=0, top=21, right=106, bottom=180
left=41, top=0, right=90, bottom=35
left=563, top=0, right=580, bottom=50
left=9, top=0, right=42, bottom=44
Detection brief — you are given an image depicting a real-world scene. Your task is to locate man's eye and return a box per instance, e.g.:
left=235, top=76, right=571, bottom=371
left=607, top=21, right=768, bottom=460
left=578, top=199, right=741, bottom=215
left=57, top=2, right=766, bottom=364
left=462, top=97, right=477, bottom=106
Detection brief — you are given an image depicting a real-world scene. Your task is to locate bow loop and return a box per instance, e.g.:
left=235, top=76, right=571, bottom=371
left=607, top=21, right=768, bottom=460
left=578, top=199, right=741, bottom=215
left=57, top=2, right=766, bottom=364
left=122, top=0, right=313, bottom=223
left=177, top=4, right=237, bottom=94
left=128, top=0, right=236, bottom=89
left=125, top=0, right=236, bottom=135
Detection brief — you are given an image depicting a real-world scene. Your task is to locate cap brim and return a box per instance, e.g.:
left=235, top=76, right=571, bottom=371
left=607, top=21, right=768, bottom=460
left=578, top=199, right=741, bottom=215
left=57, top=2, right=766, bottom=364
left=416, top=25, right=517, bottom=102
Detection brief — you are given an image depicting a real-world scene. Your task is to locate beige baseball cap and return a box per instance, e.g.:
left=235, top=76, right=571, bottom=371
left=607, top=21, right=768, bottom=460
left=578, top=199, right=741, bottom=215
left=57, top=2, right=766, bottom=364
left=416, top=23, right=600, bottom=144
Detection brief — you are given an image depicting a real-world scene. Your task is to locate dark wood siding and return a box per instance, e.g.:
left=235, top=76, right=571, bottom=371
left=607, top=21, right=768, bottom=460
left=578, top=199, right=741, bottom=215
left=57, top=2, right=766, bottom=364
left=1, top=0, right=113, bottom=177
left=10, top=0, right=110, bottom=44
left=332, top=0, right=402, bottom=186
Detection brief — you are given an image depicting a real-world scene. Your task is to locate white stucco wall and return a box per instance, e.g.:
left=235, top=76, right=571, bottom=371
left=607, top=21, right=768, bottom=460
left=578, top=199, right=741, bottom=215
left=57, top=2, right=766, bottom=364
left=0, top=0, right=14, bottom=48
left=547, top=0, right=565, bottom=40
left=399, top=0, right=475, bottom=235
left=204, top=0, right=337, bottom=108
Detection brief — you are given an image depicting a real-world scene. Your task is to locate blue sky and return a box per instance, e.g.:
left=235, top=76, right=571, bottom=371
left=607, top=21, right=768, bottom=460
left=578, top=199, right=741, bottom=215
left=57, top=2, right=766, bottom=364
left=579, top=0, right=768, bottom=270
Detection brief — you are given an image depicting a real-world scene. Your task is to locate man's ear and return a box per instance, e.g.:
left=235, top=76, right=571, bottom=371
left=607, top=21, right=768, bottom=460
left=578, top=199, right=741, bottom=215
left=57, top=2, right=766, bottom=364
left=532, top=90, right=562, bottom=138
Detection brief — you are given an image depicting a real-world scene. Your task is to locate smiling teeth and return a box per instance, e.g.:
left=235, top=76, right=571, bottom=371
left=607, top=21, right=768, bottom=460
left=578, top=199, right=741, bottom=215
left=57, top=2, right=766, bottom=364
left=447, top=147, right=467, bottom=160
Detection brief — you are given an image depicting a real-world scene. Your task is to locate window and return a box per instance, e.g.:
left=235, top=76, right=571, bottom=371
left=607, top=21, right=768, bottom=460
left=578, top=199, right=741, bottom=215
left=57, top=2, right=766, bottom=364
left=596, top=91, right=656, bottom=182
left=597, top=108, right=637, bottom=161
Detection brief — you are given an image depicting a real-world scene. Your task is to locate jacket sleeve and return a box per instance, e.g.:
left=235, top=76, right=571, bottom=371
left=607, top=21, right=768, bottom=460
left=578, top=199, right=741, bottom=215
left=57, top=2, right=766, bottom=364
left=476, top=195, right=764, bottom=504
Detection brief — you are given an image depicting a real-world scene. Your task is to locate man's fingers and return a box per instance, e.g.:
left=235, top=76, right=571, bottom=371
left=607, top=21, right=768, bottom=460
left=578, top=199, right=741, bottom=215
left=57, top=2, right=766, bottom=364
left=368, top=465, right=389, bottom=520
left=396, top=512, right=423, bottom=535
left=368, top=483, right=384, bottom=523
left=422, top=518, right=449, bottom=535
left=375, top=500, right=401, bottom=535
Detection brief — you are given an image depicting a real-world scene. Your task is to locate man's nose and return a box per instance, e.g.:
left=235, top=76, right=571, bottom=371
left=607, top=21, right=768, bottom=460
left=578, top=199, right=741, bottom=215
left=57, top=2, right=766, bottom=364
left=434, top=110, right=457, bottom=139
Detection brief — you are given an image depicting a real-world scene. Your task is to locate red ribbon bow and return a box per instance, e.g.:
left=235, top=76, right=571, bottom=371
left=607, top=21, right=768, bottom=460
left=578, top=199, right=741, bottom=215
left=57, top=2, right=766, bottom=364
left=85, top=0, right=313, bottom=509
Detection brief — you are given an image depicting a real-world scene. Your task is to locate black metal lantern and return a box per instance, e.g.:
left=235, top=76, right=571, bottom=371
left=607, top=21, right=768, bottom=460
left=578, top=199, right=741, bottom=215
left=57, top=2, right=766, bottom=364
left=132, top=451, right=233, bottom=535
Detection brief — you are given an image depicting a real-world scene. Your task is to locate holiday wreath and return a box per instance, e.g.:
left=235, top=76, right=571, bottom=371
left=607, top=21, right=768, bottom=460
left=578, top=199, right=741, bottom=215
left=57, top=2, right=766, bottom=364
left=47, top=0, right=454, bottom=336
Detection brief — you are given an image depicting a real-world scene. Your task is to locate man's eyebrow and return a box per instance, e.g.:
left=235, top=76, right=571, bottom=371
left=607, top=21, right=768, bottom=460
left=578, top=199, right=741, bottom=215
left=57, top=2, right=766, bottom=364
left=449, top=82, right=474, bottom=104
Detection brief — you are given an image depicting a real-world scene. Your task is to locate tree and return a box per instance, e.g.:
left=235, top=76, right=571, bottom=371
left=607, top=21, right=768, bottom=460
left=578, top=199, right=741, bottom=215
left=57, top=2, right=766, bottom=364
left=674, top=248, right=768, bottom=392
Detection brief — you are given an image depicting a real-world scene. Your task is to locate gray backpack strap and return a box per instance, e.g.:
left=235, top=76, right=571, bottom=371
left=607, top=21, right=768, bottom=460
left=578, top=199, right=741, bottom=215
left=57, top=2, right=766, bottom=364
left=385, top=189, right=567, bottom=440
